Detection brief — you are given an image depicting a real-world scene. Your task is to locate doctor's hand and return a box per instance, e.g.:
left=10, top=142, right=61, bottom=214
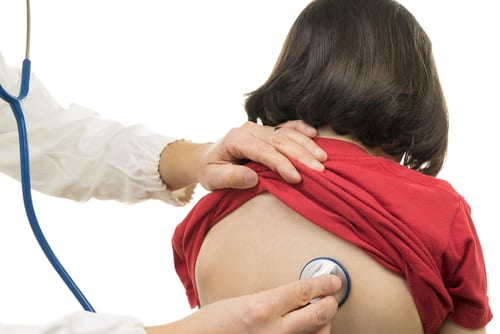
left=159, top=120, right=327, bottom=192
left=145, top=274, right=340, bottom=334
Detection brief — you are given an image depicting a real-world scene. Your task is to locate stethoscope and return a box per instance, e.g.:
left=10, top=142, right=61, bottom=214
left=0, top=0, right=95, bottom=312
left=300, top=257, right=351, bottom=307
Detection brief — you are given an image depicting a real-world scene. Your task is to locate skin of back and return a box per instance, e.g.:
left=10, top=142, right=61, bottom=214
left=195, top=193, right=425, bottom=333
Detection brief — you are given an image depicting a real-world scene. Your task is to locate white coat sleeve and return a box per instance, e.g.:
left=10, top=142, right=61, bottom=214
left=0, top=311, right=146, bottom=334
left=0, top=54, right=194, bottom=205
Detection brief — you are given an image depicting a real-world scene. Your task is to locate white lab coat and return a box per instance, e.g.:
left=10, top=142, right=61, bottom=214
left=0, top=312, right=145, bottom=334
left=0, top=53, right=194, bottom=332
left=0, top=53, right=193, bottom=205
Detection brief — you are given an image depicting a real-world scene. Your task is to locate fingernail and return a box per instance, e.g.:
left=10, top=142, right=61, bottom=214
left=314, top=148, right=327, bottom=160
left=306, top=125, right=317, bottom=134
left=310, top=160, right=324, bottom=171
left=291, top=170, right=301, bottom=181
left=244, top=171, right=258, bottom=187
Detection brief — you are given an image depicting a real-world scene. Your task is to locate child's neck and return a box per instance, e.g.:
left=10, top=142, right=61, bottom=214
left=316, top=126, right=400, bottom=161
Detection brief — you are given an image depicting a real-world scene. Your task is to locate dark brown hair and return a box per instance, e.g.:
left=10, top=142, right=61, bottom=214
left=245, top=0, right=448, bottom=176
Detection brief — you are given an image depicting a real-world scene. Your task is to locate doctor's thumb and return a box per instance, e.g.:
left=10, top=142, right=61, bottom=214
left=203, top=165, right=259, bottom=190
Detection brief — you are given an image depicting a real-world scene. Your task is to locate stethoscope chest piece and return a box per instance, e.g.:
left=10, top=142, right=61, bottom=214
left=299, top=257, right=351, bottom=307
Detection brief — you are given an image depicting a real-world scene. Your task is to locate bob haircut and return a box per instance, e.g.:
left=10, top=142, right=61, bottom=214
left=245, top=0, right=448, bottom=176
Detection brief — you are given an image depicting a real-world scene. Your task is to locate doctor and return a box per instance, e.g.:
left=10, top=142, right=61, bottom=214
left=0, top=54, right=340, bottom=333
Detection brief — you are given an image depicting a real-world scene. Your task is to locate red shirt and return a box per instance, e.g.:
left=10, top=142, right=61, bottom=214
left=172, top=138, right=492, bottom=333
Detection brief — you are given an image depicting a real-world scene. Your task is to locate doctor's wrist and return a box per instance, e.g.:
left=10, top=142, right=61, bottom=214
left=158, top=140, right=209, bottom=191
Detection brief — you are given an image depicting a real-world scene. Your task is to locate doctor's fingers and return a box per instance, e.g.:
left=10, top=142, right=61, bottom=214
left=273, top=275, right=341, bottom=313
left=201, top=164, right=260, bottom=190
left=280, top=295, right=337, bottom=334
left=273, top=275, right=340, bottom=333
left=239, top=276, right=339, bottom=334
left=269, top=121, right=327, bottom=172
left=212, top=122, right=300, bottom=185
left=234, top=121, right=326, bottom=184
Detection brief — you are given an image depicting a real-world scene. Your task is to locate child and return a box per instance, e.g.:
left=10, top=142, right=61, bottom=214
left=173, top=0, right=493, bottom=332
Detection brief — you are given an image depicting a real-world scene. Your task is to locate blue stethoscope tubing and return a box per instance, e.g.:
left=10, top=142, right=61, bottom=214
left=0, top=0, right=95, bottom=313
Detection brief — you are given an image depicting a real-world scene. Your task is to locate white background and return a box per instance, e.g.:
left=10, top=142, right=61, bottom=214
left=1, top=0, right=498, bottom=331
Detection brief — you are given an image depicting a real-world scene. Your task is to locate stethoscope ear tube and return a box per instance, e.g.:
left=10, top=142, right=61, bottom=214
left=299, top=257, right=351, bottom=307
left=0, top=0, right=95, bottom=313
